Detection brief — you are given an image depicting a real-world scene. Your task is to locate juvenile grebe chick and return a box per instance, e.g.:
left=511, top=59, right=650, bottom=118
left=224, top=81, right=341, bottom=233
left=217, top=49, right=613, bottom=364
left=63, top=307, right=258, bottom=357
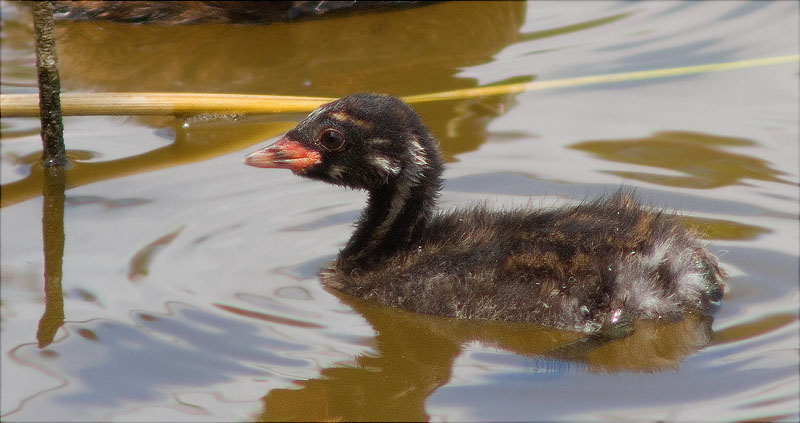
left=244, top=94, right=725, bottom=333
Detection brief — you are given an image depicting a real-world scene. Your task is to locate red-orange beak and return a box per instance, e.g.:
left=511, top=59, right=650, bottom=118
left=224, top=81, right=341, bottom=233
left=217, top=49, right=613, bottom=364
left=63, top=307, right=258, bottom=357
left=243, top=136, right=322, bottom=171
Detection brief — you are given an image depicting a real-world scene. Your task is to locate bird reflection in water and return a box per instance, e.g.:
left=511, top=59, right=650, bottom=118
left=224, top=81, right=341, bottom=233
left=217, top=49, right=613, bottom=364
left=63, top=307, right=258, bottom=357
left=258, top=291, right=714, bottom=422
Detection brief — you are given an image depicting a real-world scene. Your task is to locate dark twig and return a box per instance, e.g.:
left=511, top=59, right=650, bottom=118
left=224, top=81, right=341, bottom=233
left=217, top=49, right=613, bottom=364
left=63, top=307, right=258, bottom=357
left=32, top=2, right=67, bottom=347
left=32, top=1, right=66, bottom=167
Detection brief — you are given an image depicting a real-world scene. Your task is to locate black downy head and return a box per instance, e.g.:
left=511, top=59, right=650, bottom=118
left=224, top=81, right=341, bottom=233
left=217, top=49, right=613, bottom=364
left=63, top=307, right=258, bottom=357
left=244, top=93, right=443, bottom=193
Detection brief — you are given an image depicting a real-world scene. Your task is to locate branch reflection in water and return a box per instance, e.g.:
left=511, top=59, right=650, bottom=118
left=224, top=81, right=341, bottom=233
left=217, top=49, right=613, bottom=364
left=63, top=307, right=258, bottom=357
left=37, top=166, right=66, bottom=348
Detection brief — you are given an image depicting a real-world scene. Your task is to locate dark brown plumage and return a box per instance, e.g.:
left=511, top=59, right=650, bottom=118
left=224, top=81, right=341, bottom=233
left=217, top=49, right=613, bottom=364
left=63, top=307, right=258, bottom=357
left=244, top=94, right=725, bottom=333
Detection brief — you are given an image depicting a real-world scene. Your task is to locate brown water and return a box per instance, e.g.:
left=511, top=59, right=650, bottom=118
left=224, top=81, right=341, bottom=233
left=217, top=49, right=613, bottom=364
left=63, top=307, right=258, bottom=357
left=2, top=1, right=798, bottom=421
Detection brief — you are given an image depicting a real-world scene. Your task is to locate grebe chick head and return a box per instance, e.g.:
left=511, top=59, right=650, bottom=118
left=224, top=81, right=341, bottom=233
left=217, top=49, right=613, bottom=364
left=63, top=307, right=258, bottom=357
left=244, top=93, right=443, bottom=193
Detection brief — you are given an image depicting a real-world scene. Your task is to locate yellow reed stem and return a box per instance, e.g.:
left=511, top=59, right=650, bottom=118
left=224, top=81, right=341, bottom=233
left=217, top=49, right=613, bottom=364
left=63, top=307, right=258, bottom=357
left=403, top=54, right=800, bottom=103
left=0, top=93, right=335, bottom=117
left=0, top=54, right=796, bottom=118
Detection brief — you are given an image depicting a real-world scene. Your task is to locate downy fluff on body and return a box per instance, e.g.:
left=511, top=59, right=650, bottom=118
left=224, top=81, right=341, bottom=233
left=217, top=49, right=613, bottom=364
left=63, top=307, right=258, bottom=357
left=244, top=93, right=725, bottom=333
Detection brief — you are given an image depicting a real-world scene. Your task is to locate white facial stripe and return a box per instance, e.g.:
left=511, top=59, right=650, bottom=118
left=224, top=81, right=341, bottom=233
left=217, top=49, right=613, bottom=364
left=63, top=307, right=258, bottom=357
left=330, top=111, right=373, bottom=129
left=408, top=136, right=428, bottom=167
left=328, top=165, right=346, bottom=181
left=369, top=155, right=401, bottom=177
left=367, top=138, right=392, bottom=146
left=370, top=176, right=413, bottom=246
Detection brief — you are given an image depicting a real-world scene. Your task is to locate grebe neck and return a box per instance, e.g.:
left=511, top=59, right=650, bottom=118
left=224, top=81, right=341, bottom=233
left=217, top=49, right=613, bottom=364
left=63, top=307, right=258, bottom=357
left=338, top=136, right=442, bottom=272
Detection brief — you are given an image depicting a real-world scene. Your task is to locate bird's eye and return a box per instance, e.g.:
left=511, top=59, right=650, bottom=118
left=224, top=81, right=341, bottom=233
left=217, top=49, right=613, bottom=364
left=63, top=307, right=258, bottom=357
left=318, top=129, right=346, bottom=152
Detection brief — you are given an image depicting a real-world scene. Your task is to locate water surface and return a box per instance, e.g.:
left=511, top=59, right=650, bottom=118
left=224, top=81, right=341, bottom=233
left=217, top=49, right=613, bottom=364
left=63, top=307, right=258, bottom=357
left=1, top=1, right=798, bottom=421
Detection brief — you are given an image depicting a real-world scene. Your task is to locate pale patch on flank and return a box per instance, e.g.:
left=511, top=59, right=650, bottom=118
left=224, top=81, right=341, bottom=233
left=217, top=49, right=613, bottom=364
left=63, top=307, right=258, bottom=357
left=677, top=270, right=707, bottom=302
left=616, top=254, right=679, bottom=317
left=645, top=238, right=674, bottom=269
left=671, top=250, right=709, bottom=301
